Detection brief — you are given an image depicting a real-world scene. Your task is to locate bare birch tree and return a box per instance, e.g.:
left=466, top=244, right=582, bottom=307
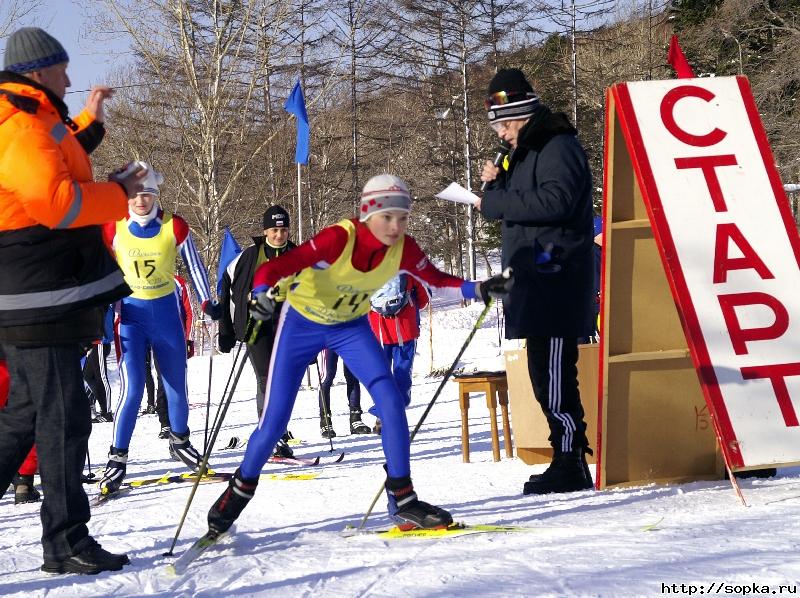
left=0, top=1, right=41, bottom=38
left=90, top=0, right=294, bottom=280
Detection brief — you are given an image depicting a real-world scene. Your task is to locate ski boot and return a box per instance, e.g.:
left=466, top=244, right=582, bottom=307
left=373, top=418, right=382, bottom=435
left=12, top=474, right=40, bottom=505
left=208, top=468, right=259, bottom=534
left=320, top=413, right=336, bottom=439
left=158, top=425, right=171, bottom=440
left=523, top=449, right=594, bottom=495
left=349, top=410, right=371, bottom=434
left=92, top=412, right=113, bottom=423
left=41, top=536, right=129, bottom=575
left=99, top=447, right=128, bottom=495
left=273, top=431, right=294, bottom=458
left=169, top=431, right=203, bottom=471
left=140, top=404, right=157, bottom=416
left=386, top=475, right=452, bottom=530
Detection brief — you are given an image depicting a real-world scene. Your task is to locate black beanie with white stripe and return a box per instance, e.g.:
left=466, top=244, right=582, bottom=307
left=486, top=68, right=540, bottom=124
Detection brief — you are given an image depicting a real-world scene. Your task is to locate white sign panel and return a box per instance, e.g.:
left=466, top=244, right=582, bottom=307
left=615, top=76, right=800, bottom=468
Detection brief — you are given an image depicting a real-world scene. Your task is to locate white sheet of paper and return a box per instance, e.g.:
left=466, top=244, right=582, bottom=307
left=435, top=182, right=481, bottom=206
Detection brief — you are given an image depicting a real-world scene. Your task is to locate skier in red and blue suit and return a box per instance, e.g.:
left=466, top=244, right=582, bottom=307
left=98, top=162, right=221, bottom=495
left=206, top=174, right=513, bottom=535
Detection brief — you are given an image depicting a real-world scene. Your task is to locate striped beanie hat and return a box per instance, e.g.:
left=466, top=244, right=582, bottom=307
left=485, top=68, right=540, bottom=124
left=4, top=28, right=69, bottom=74
left=359, top=174, right=412, bottom=222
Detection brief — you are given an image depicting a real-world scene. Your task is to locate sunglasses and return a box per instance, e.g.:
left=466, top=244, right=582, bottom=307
left=484, top=90, right=536, bottom=110
left=490, top=120, right=513, bottom=133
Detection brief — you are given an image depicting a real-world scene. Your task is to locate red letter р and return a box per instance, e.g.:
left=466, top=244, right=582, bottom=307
left=661, top=85, right=727, bottom=147
left=740, top=362, right=800, bottom=427
left=713, top=223, right=774, bottom=283
left=718, top=292, right=789, bottom=355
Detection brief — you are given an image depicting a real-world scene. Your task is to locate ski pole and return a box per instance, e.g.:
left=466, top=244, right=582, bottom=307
left=207, top=339, right=246, bottom=448
left=85, top=448, right=95, bottom=481
left=202, top=321, right=215, bottom=454
left=317, top=355, right=335, bottom=453
left=357, top=299, right=494, bottom=529
left=164, top=322, right=254, bottom=556
left=496, top=303, right=502, bottom=348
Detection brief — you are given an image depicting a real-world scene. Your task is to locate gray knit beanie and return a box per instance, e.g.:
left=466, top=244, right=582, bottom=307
left=3, top=27, right=69, bottom=74
left=359, top=174, right=412, bottom=222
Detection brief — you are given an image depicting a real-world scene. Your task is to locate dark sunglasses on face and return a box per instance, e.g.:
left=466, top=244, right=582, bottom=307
left=484, top=90, right=536, bottom=110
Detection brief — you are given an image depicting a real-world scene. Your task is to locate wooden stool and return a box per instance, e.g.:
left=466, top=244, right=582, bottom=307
left=455, top=372, right=513, bottom=463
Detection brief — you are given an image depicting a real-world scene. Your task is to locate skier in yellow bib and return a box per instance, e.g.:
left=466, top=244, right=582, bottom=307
left=206, top=174, right=513, bottom=534
left=99, top=163, right=221, bottom=495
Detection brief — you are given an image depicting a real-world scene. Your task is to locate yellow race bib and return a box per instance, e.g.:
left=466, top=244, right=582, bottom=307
left=115, top=213, right=177, bottom=300
left=288, top=219, right=403, bottom=324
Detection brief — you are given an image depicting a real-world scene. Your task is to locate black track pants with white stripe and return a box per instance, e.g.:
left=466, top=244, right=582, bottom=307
left=526, top=336, right=589, bottom=454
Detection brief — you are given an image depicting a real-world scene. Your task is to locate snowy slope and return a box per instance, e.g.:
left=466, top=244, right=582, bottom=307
left=2, top=302, right=800, bottom=597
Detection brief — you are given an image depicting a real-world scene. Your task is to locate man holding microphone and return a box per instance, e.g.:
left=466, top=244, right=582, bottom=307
left=477, top=68, right=596, bottom=496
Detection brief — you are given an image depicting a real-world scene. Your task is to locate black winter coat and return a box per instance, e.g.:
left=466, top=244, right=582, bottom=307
left=481, top=107, right=594, bottom=339
left=219, top=237, right=296, bottom=342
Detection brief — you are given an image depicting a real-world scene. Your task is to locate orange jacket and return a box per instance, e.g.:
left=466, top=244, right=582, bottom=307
left=0, top=78, right=127, bottom=232
left=0, top=73, right=131, bottom=342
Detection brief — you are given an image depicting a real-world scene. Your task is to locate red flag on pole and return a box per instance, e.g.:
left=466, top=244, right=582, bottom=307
left=667, top=34, right=695, bottom=78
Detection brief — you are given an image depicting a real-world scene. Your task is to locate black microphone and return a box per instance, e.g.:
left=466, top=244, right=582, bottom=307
left=480, top=139, right=511, bottom=192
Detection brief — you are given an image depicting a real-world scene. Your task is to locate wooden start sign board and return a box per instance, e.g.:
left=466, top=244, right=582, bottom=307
left=600, top=75, right=800, bottom=487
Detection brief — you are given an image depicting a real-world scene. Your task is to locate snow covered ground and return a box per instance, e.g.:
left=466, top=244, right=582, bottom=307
left=2, top=301, right=800, bottom=597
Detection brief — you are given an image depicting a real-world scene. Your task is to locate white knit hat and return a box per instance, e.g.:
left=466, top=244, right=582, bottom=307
left=133, top=161, right=165, bottom=196
left=359, top=174, right=412, bottom=222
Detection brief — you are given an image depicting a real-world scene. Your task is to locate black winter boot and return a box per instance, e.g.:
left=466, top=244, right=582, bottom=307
left=349, top=410, right=371, bottom=434
left=208, top=468, right=259, bottom=534
left=523, top=450, right=593, bottom=495
left=386, top=475, right=453, bottom=530
left=528, top=447, right=594, bottom=487
left=12, top=474, right=40, bottom=505
left=41, top=537, right=129, bottom=575
left=320, top=413, right=336, bottom=439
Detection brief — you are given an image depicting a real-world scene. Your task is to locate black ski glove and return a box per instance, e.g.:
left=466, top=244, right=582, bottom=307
left=218, top=333, right=236, bottom=354
left=478, top=268, right=514, bottom=305
left=249, top=287, right=277, bottom=321
left=202, top=300, right=222, bottom=321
